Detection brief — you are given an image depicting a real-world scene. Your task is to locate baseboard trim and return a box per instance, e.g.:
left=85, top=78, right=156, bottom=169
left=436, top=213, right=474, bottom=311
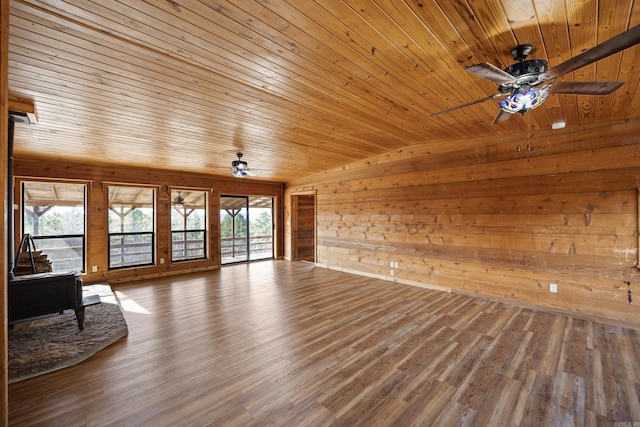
left=313, top=262, right=640, bottom=331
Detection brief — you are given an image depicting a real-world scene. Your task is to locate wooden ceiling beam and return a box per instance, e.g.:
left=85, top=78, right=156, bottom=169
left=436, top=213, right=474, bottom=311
left=8, top=94, right=36, bottom=124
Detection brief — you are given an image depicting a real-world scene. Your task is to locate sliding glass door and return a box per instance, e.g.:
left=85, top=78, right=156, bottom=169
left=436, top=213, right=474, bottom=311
left=220, top=195, right=273, bottom=264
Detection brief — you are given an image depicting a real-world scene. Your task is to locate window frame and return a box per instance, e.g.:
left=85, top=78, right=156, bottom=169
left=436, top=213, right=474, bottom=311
left=220, top=195, right=274, bottom=264
left=170, top=188, right=208, bottom=262
left=19, top=179, right=88, bottom=273
left=107, top=184, right=157, bottom=270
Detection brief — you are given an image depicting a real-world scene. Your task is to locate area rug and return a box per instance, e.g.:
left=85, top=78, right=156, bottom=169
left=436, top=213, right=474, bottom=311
left=8, top=283, right=128, bottom=383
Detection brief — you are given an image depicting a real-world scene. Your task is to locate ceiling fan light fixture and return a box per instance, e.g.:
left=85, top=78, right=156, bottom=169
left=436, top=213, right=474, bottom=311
left=499, top=87, right=549, bottom=114
left=430, top=25, right=640, bottom=122
left=232, top=168, right=246, bottom=178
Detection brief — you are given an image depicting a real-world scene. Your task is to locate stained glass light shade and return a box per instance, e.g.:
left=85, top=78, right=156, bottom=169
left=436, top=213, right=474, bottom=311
left=499, top=87, right=549, bottom=114
left=232, top=168, right=246, bottom=178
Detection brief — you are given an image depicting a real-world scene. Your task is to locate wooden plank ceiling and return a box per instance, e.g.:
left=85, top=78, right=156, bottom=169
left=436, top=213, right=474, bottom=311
left=7, top=0, right=640, bottom=183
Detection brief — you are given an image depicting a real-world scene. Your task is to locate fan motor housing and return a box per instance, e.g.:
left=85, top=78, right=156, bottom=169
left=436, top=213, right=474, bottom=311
left=498, top=59, right=549, bottom=93
left=232, top=160, right=248, bottom=170
left=504, top=59, right=548, bottom=78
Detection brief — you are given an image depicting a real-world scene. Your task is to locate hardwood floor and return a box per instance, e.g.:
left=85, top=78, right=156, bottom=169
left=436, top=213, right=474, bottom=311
left=8, top=261, right=640, bottom=426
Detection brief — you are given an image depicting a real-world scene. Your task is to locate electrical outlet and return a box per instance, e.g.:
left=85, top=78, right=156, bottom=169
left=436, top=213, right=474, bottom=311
left=92, top=265, right=98, bottom=273
left=390, top=269, right=394, bottom=276
left=160, top=258, right=165, bottom=264
left=550, top=283, right=558, bottom=293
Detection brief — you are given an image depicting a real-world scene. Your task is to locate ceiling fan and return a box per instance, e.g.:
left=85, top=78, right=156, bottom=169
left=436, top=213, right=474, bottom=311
left=231, top=152, right=263, bottom=178
left=173, top=191, right=185, bottom=205
left=431, top=25, right=640, bottom=124
left=204, top=152, right=271, bottom=178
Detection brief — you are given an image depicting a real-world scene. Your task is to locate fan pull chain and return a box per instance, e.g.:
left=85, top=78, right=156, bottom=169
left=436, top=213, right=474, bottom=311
left=526, top=113, right=532, bottom=151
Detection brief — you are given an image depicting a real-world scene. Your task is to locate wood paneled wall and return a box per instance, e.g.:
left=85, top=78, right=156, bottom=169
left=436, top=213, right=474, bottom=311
left=285, top=118, right=640, bottom=324
left=1, top=0, right=9, bottom=422
left=12, top=157, right=284, bottom=284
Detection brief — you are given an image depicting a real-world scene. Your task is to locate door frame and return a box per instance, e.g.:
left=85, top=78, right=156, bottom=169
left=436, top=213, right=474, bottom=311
left=220, top=194, right=274, bottom=264
left=290, top=190, right=316, bottom=262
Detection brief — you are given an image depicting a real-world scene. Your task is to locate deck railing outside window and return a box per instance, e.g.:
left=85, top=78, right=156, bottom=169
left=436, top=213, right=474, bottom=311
left=221, top=235, right=273, bottom=261
left=172, top=230, right=206, bottom=261
left=109, top=232, right=154, bottom=268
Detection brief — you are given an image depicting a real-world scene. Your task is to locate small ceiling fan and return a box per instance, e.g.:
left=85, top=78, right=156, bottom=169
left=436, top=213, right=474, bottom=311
left=431, top=25, right=640, bottom=124
left=173, top=191, right=185, bottom=205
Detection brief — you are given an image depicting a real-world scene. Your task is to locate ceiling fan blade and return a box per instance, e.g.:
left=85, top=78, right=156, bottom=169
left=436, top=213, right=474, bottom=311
left=245, top=169, right=257, bottom=176
left=491, top=109, right=512, bottom=125
left=546, top=25, right=640, bottom=79
left=252, top=168, right=273, bottom=174
left=431, top=93, right=502, bottom=117
left=548, top=81, right=624, bottom=95
left=465, top=63, right=517, bottom=84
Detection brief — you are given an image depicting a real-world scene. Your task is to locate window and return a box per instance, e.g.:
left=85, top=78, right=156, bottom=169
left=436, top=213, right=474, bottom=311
left=21, top=181, right=86, bottom=272
left=108, top=186, right=155, bottom=269
left=171, top=189, right=207, bottom=262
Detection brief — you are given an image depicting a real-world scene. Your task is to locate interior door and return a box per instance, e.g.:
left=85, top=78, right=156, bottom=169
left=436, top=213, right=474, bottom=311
left=292, top=193, right=315, bottom=262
